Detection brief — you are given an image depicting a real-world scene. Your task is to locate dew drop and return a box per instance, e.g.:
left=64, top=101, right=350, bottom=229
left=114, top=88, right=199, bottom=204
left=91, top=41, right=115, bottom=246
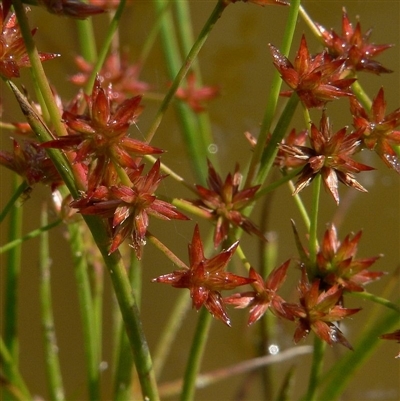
left=268, top=344, right=280, bottom=355
left=208, top=143, right=218, bottom=154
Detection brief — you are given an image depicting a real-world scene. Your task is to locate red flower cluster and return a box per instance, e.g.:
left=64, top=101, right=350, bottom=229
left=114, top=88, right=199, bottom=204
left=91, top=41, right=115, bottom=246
left=43, top=76, right=162, bottom=188
left=279, top=112, right=374, bottom=204
left=175, top=72, right=220, bottom=113
left=189, top=160, right=266, bottom=248
left=71, top=52, right=151, bottom=103
left=351, top=88, right=400, bottom=173
left=269, top=35, right=355, bottom=108
left=315, top=8, right=393, bottom=75
left=153, top=224, right=253, bottom=326
left=71, top=159, right=189, bottom=257
left=0, top=5, right=58, bottom=79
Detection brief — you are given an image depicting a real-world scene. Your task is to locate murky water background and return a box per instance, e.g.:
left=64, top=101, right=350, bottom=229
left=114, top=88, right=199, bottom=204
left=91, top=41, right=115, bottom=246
left=1, top=1, right=399, bottom=400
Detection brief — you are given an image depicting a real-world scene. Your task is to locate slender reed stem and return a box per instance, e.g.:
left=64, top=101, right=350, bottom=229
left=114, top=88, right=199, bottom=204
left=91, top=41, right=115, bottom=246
left=153, top=291, right=191, bottom=379
left=319, top=308, right=400, bottom=400
left=246, top=0, right=301, bottom=187
left=68, top=222, right=101, bottom=400
left=180, top=308, right=213, bottom=401
left=3, top=175, right=22, bottom=370
left=0, top=180, right=29, bottom=224
left=303, top=336, right=326, bottom=401
left=76, top=18, right=97, bottom=63
left=39, top=205, right=65, bottom=401
left=84, top=0, right=127, bottom=94
left=308, top=174, right=321, bottom=269
left=0, top=336, right=31, bottom=400
left=0, top=218, right=62, bottom=255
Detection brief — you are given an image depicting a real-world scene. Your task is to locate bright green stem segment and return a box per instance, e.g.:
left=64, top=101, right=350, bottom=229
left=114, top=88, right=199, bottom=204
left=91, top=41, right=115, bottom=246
left=84, top=0, right=127, bottom=94
left=180, top=308, right=213, bottom=401
left=319, top=309, right=400, bottom=400
left=3, top=175, right=22, bottom=376
left=246, top=0, right=301, bottom=187
left=150, top=0, right=229, bottom=182
left=0, top=181, right=29, bottom=224
left=68, top=221, right=101, bottom=400
left=303, top=336, right=326, bottom=401
left=39, top=206, right=65, bottom=401
left=0, top=336, right=31, bottom=400
left=308, top=173, right=321, bottom=270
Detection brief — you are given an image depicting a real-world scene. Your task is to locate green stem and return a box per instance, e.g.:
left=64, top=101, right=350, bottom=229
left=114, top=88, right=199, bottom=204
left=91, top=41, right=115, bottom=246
left=349, top=291, right=400, bottom=314
left=39, top=205, right=65, bottom=401
left=0, top=336, right=31, bottom=400
left=3, top=175, right=22, bottom=377
left=303, top=336, right=326, bottom=401
left=246, top=0, right=301, bottom=187
left=0, top=180, right=29, bottom=224
left=174, top=0, right=218, bottom=167
left=150, top=0, right=229, bottom=182
left=0, top=219, right=62, bottom=255
left=319, top=309, right=399, bottom=400
left=84, top=0, right=127, bottom=95
left=113, top=254, right=141, bottom=401
left=180, top=308, right=213, bottom=401
left=308, top=174, right=321, bottom=270
left=256, top=94, right=300, bottom=185
left=85, top=215, right=159, bottom=400
left=153, top=291, right=191, bottom=379
left=76, top=18, right=97, bottom=63
left=68, top=222, right=101, bottom=400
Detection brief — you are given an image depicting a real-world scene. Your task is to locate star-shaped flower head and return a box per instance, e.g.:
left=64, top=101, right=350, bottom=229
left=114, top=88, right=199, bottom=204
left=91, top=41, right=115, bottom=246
left=42, top=76, right=163, bottom=188
left=287, top=269, right=361, bottom=349
left=191, top=160, right=266, bottom=248
left=0, top=5, right=58, bottom=79
left=291, top=221, right=384, bottom=292
left=152, top=224, right=254, bottom=326
left=350, top=88, right=400, bottom=174
left=224, top=260, right=294, bottom=325
left=70, top=159, right=189, bottom=258
left=315, top=8, right=393, bottom=75
left=175, top=72, right=220, bottom=113
left=279, top=112, right=374, bottom=204
left=0, top=139, right=63, bottom=191
left=269, top=35, right=355, bottom=108
left=70, top=52, right=151, bottom=103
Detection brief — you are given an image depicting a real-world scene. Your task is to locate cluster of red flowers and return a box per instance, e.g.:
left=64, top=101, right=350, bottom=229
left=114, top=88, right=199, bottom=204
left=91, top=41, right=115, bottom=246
left=0, top=1, right=397, bottom=353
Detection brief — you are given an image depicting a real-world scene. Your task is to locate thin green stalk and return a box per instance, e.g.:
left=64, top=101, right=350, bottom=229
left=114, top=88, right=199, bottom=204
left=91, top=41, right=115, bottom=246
left=174, top=0, right=218, bottom=167
left=288, top=180, right=311, bottom=230
left=3, top=175, right=22, bottom=377
left=150, top=0, right=229, bottom=182
left=0, top=336, right=31, bottom=401
left=39, top=205, right=65, bottom=401
left=319, top=308, right=399, bottom=400
left=85, top=216, right=159, bottom=400
left=0, top=180, right=29, bottom=224
left=84, top=0, right=127, bottom=94
left=76, top=18, right=98, bottom=63
left=308, top=174, right=321, bottom=269
left=302, top=336, right=326, bottom=401
left=246, top=0, right=301, bottom=187
left=113, top=254, right=141, bottom=401
left=68, top=222, right=101, bottom=401
left=256, top=94, right=300, bottom=185
left=153, top=291, right=191, bottom=380
left=0, top=218, right=62, bottom=255
left=11, top=0, right=70, bottom=143
left=180, top=308, right=213, bottom=401
left=349, top=291, right=400, bottom=314
left=255, top=167, right=302, bottom=199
